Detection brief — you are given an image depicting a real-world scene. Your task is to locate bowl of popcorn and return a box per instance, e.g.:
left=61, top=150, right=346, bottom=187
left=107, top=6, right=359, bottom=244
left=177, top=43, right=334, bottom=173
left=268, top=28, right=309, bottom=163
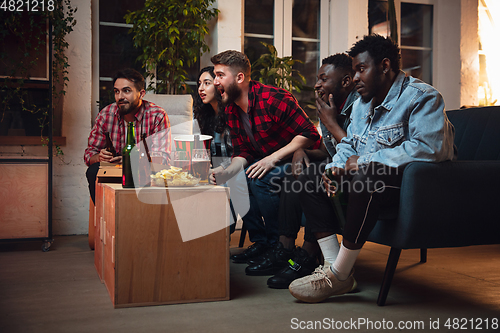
left=150, top=166, right=201, bottom=187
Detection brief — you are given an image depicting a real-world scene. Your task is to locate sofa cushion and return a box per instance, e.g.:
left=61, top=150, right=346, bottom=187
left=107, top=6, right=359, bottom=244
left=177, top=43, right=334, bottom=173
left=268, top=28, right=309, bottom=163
left=447, top=106, right=500, bottom=161
left=144, top=94, right=193, bottom=136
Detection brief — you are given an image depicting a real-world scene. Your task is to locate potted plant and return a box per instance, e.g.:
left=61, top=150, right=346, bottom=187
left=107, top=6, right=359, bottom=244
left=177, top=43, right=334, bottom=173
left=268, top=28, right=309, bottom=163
left=0, top=0, right=76, bottom=155
left=251, top=42, right=306, bottom=94
left=125, top=0, right=219, bottom=94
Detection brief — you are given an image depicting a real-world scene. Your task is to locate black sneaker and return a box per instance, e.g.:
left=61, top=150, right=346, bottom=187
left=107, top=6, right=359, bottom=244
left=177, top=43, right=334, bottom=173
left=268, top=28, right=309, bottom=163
left=231, top=243, right=269, bottom=264
left=246, top=253, right=268, bottom=266
left=245, top=242, right=295, bottom=276
left=266, top=247, right=317, bottom=289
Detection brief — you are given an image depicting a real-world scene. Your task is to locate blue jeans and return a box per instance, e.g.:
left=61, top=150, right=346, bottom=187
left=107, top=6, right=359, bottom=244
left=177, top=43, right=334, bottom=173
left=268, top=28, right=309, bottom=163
left=242, top=162, right=288, bottom=246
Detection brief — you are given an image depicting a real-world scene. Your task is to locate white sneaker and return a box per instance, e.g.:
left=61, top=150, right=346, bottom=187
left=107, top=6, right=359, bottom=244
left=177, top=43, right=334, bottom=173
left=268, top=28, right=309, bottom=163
left=289, top=265, right=355, bottom=303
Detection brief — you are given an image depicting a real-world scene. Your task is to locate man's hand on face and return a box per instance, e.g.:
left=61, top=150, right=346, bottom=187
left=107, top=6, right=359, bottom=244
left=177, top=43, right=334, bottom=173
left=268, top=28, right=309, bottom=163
left=316, top=92, right=339, bottom=127
left=291, top=148, right=310, bottom=179
left=99, top=149, right=122, bottom=163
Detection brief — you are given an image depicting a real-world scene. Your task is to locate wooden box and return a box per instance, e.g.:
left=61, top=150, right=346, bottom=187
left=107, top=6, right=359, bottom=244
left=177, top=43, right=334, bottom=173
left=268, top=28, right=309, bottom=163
left=89, top=165, right=121, bottom=250
left=0, top=162, right=48, bottom=239
left=96, top=183, right=230, bottom=307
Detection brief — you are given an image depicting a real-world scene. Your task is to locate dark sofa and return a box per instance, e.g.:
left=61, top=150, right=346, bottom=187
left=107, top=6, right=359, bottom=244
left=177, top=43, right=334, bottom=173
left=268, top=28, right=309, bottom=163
left=367, top=106, right=500, bottom=305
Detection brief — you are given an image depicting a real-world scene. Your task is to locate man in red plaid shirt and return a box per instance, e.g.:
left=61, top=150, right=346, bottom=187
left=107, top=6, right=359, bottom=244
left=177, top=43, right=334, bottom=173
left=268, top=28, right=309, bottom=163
left=210, top=50, right=321, bottom=264
left=84, top=68, right=170, bottom=203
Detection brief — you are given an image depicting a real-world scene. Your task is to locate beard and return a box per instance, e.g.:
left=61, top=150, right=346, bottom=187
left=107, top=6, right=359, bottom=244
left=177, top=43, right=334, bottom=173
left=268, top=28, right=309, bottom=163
left=360, top=68, right=384, bottom=103
left=330, top=81, right=344, bottom=107
left=221, top=81, right=242, bottom=107
left=117, top=98, right=141, bottom=116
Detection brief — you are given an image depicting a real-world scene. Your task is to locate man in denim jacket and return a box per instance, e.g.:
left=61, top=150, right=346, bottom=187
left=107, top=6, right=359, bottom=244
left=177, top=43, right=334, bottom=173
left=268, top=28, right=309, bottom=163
left=289, top=34, right=456, bottom=303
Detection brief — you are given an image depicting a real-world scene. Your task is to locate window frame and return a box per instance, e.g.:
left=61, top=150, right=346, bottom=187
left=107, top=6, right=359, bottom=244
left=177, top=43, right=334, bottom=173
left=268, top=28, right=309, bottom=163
left=391, top=0, right=437, bottom=84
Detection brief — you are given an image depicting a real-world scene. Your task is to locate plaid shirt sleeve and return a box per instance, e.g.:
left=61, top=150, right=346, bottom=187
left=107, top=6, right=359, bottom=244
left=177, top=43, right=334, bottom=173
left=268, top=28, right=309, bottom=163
left=228, top=81, right=321, bottom=164
left=84, top=105, right=113, bottom=166
left=84, top=102, right=171, bottom=166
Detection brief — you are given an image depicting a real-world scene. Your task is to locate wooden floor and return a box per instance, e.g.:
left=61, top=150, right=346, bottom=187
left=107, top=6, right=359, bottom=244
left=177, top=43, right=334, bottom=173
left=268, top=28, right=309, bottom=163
left=0, top=231, right=499, bottom=333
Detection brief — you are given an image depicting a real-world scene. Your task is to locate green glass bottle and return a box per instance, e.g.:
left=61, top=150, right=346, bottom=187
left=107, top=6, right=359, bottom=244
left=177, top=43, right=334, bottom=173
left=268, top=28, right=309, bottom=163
left=325, top=167, right=347, bottom=228
left=122, top=122, right=136, bottom=188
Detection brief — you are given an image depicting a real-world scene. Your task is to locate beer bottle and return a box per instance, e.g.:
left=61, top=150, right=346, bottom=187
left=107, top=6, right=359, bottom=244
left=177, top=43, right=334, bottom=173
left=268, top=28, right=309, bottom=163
left=104, top=132, right=117, bottom=157
left=325, top=167, right=347, bottom=228
left=122, top=122, right=136, bottom=188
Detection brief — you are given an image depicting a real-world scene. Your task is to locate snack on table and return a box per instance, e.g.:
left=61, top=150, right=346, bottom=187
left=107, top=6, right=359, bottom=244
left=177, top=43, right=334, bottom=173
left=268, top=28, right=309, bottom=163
left=150, top=166, right=200, bottom=186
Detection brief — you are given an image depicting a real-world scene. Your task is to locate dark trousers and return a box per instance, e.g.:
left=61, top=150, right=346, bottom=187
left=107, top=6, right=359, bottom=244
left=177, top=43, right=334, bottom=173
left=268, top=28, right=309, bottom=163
left=241, top=162, right=288, bottom=246
left=298, top=160, right=343, bottom=236
left=342, top=162, right=403, bottom=245
left=278, top=170, right=316, bottom=244
left=86, top=162, right=100, bottom=205
left=305, top=162, right=403, bottom=245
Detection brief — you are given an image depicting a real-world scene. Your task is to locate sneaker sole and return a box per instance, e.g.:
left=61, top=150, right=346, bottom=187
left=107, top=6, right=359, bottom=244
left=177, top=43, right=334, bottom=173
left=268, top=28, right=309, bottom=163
left=349, top=278, right=358, bottom=292
left=267, top=281, right=290, bottom=289
left=245, top=266, right=287, bottom=276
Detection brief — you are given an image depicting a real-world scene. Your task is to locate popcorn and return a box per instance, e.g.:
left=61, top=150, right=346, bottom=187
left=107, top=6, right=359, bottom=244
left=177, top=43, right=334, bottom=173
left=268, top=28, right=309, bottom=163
left=150, top=166, right=200, bottom=186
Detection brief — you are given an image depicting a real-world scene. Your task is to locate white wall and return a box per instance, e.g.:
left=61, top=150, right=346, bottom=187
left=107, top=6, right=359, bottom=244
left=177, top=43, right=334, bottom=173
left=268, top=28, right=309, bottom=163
left=434, top=0, right=478, bottom=109
left=329, top=0, right=369, bottom=55
left=201, top=0, right=244, bottom=68
left=52, top=0, right=92, bottom=235
left=459, top=0, right=479, bottom=107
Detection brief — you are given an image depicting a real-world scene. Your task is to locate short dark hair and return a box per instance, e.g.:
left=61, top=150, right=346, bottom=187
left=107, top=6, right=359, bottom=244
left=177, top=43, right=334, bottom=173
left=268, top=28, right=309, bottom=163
left=348, top=34, right=401, bottom=73
left=322, top=53, right=354, bottom=76
left=211, top=50, right=251, bottom=78
left=113, top=68, right=145, bottom=91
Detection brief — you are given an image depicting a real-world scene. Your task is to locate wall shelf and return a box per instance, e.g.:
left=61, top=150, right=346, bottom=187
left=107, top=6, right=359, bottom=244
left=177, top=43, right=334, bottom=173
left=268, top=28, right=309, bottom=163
left=0, top=136, right=66, bottom=146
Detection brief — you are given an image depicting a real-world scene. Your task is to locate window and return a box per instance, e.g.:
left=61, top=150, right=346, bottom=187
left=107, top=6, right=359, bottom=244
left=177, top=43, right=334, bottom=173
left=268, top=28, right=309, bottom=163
left=0, top=12, right=53, bottom=138
left=97, top=0, right=146, bottom=109
left=369, top=0, right=434, bottom=84
left=244, top=0, right=275, bottom=64
left=94, top=0, right=200, bottom=113
left=244, top=0, right=327, bottom=119
left=478, top=0, right=500, bottom=106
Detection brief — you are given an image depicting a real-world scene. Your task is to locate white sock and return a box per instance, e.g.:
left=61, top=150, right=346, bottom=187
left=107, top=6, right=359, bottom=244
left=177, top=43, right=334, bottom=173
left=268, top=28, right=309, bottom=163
left=317, top=235, right=340, bottom=266
left=331, top=244, right=361, bottom=281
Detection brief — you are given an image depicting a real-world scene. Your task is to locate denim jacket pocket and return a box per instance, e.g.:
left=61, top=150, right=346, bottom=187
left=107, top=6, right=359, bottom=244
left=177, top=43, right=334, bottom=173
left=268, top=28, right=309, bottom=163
left=375, top=123, right=405, bottom=148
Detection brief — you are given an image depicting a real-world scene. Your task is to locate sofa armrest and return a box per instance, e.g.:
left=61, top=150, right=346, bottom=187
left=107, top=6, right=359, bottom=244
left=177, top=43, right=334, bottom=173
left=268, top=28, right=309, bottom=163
left=376, top=161, right=500, bottom=248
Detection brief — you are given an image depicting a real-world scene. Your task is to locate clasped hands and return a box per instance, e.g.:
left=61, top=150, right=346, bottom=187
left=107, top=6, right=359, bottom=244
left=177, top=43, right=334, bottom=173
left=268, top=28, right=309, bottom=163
left=322, top=155, right=359, bottom=196
left=209, top=154, right=280, bottom=185
left=98, top=149, right=122, bottom=164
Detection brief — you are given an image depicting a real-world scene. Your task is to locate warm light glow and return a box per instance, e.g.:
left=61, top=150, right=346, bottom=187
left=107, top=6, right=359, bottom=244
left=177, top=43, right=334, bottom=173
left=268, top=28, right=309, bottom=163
left=478, top=0, right=500, bottom=106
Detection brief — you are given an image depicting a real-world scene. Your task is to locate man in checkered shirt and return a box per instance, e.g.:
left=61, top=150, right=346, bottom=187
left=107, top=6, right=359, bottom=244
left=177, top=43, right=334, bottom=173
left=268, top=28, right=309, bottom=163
left=84, top=68, right=170, bottom=203
left=210, top=50, right=321, bottom=264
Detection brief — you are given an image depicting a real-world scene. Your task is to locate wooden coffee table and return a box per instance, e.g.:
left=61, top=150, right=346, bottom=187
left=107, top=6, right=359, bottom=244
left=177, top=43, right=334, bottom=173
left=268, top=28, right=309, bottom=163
left=94, top=183, right=230, bottom=308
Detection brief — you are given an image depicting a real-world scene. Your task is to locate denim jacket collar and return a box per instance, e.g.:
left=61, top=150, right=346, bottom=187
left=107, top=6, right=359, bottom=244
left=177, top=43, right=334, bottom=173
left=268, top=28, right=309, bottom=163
left=341, top=89, right=359, bottom=117
left=371, top=71, right=407, bottom=116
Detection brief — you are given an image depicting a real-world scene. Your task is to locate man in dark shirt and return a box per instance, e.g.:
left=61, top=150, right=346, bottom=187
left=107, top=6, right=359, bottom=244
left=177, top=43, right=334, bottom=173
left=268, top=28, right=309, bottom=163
left=210, top=50, right=321, bottom=263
